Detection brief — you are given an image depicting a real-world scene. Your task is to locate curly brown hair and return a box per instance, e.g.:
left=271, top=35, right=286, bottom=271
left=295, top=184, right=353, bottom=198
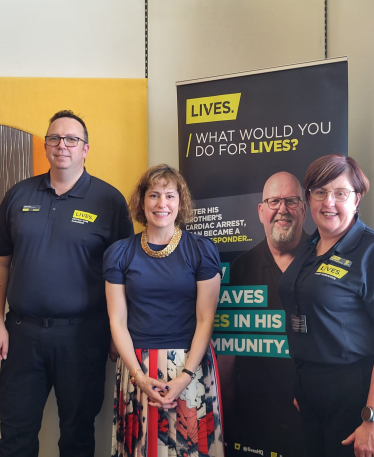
left=128, top=164, right=194, bottom=226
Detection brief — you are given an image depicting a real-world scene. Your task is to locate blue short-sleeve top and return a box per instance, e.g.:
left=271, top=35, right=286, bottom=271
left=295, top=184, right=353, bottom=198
left=103, top=230, right=221, bottom=349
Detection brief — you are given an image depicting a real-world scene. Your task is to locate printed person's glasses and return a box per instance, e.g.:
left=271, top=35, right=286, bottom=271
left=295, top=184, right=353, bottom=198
left=45, top=135, right=87, bottom=147
left=263, top=196, right=302, bottom=210
left=309, top=188, right=356, bottom=202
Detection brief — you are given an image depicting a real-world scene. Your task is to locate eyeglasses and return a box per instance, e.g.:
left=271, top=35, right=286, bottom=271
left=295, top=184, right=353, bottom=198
left=309, top=188, right=356, bottom=202
left=263, top=196, right=302, bottom=210
left=45, top=135, right=87, bottom=147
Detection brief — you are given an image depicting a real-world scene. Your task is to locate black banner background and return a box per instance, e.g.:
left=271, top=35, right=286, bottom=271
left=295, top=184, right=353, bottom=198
left=177, top=59, right=348, bottom=457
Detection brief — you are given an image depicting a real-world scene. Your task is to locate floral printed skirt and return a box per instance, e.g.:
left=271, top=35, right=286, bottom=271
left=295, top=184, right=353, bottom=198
left=111, top=344, right=224, bottom=457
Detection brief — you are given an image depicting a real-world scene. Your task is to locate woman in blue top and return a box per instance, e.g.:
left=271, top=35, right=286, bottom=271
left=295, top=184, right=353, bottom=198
left=279, top=154, right=374, bottom=457
left=104, top=164, right=224, bottom=457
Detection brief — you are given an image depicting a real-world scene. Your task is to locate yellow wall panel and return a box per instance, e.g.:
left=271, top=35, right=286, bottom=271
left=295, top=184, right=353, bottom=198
left=0, top=77, right=148, bottom=200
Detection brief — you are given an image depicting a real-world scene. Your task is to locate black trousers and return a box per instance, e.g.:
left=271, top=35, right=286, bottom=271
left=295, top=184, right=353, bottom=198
left=0, top=310, right=110, bottom=457
left=295, top=357, right=373, bottom=457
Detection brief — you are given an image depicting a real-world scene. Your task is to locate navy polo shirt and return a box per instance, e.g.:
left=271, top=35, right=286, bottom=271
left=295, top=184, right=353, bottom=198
left=103, top=231, right=221, bottom=349
left=0, top=169, right=133, bottom=318
left=279, top=217, right=374, bottom=364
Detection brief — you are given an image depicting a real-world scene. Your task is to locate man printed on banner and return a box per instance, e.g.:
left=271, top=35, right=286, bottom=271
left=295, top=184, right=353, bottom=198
left=218, top=172, right=308, bottom=457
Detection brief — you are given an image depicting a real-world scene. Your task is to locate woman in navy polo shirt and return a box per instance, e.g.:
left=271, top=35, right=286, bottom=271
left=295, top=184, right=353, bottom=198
left=279, top=154, right=374, bottom=457
left=104, top=164, right=224, bottom=457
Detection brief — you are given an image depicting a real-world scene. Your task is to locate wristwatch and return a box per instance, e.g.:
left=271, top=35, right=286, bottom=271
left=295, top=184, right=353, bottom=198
left=182, top=368, right=196, bottom=379
left=361, top=406, right=374, bottom=422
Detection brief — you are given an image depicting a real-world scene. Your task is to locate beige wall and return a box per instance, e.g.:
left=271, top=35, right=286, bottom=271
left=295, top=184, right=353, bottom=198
left=0, top=0, right=145, bottom=78
left=328, top=0, right=374, bottom=226
left=148, top=0, right=326, bottom=168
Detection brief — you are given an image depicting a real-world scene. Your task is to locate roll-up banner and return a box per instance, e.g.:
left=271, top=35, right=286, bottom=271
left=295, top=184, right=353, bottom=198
left=177, top=58, right=348, bottom=457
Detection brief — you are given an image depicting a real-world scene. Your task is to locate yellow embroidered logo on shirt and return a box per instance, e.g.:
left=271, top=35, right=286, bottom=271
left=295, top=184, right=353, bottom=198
left=72, top=210, right=97, bottom=222
left=316, top=263, right=348, bottom=279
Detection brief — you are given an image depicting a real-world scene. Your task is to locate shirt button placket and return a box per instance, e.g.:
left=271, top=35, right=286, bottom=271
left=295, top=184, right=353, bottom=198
left=49, top=200, right=58, bottom=219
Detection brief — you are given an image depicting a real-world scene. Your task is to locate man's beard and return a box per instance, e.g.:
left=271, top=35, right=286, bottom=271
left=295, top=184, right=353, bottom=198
left=270, top=215, right=297, bottom=245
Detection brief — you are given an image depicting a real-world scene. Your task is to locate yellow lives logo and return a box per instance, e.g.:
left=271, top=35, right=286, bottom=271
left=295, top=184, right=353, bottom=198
left=72, top=210, right=97, bottom=222
left=316, top=263, right=348, bottom=279
left=186, top=93, right=241, bottom=124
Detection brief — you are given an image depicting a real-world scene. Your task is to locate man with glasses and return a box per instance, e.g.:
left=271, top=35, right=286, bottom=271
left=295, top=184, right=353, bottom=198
left=219, top=172, right=308, bottom=456
left=0, top=110, right=133, bottom=457
left=256, top=171, right=307, bottom=271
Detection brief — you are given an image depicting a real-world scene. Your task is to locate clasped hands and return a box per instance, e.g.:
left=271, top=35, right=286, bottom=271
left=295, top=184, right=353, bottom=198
left=135, top=371, right=192, bottom=409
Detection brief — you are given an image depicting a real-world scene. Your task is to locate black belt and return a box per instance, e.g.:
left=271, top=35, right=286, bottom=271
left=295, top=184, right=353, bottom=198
left=11, top=311, right=85, bottom=328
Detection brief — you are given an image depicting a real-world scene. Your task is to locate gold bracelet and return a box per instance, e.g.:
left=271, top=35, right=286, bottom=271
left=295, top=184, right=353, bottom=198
left=130, top=368, right=142, bottom=385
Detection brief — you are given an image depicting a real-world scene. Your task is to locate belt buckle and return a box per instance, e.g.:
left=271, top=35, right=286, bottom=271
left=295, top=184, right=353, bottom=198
left=42, top=318, right=51, bottom=328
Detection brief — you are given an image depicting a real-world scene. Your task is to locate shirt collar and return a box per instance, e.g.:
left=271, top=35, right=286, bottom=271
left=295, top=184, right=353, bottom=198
left=306, top=215, right=365, bottom=253
left=38, top=168, right=91, bottom=198
left=262, top=238, right=278, bottom=267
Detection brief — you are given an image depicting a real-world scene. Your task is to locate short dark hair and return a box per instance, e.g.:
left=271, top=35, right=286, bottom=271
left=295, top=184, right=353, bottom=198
left=304, top=154, right=370, bottom=202
left=48, top=110, right=89, bottom=143
left=129, top=164, right=194, bottom=226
